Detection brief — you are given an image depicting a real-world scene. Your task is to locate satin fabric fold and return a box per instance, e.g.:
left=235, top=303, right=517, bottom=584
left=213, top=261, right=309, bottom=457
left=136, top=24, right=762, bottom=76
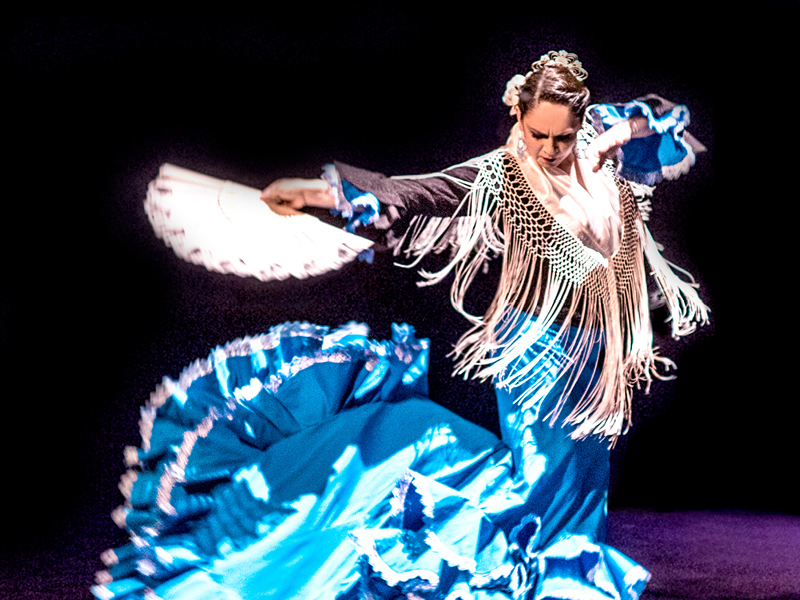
left=93, top=321, right=649, bottom=600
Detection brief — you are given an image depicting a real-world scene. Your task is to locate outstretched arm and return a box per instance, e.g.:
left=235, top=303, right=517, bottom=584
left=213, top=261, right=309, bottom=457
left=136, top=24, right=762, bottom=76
left=332, top=161, right=479, bottom=219
left=260, top=161, right=478, bottom=218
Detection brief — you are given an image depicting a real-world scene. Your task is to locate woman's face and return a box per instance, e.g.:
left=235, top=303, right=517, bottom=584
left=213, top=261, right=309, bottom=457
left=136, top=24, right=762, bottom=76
left=516, top=101, right=581, bottom=169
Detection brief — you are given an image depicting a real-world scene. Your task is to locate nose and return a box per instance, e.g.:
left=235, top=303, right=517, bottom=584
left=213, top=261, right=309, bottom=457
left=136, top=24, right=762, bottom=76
left=543, top=137, right=556, bottom=155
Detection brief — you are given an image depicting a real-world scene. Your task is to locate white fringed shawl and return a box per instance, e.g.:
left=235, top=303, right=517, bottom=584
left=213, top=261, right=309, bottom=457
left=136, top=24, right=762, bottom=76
left=394, top=128, right=709, bottom=442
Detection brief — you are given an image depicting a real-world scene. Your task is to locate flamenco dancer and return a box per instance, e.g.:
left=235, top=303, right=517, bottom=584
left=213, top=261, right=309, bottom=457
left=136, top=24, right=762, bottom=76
left=94, top=51, right=708, bottom=599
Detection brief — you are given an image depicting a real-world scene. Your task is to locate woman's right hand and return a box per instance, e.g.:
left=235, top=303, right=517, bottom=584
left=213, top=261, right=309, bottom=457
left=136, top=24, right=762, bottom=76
left=260, top=178, right=336, bottom=215
left=586, top=116, right=651, bottom=172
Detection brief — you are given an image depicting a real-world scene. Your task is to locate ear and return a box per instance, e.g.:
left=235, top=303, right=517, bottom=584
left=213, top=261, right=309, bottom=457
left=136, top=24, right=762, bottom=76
left=514, top=105, right=522, bottom=124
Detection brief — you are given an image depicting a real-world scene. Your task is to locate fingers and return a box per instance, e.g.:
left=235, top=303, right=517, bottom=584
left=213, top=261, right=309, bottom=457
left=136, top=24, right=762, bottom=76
left=265, top=200, right=304, bottom=216
left=586, top=142, right=605, bottom=172
left=260, top=179, right=292, bottom=201
left=260, top=179, right=303, bottom=207
left=260, top=189, right=303, bottom=216
left=260, top=180, right=303, bottom=216
left=586, top=128, right=625, bottom=172
left=259, top=182, right=280, bottom=202
left=260, top=178, right=335, bottom=208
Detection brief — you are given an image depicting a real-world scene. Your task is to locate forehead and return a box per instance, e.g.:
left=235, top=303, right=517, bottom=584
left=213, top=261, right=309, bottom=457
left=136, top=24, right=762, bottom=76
left=522, top=101, right=580, bottom=134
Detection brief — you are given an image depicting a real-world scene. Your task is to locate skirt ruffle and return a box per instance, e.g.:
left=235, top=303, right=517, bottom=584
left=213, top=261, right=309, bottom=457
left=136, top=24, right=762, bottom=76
left=94, top=322, right=649, bottom=600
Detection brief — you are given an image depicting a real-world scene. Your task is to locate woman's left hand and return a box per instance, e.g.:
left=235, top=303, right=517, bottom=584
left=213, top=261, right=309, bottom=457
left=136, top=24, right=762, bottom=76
left=586, top=117, right=650, bottom=172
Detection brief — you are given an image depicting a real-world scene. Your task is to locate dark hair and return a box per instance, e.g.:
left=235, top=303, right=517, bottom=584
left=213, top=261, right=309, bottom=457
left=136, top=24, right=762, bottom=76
left=518, top=65, right=590, bottom=120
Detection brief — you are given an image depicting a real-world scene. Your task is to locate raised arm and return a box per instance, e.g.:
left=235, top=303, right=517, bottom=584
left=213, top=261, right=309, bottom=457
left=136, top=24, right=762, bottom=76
left=582, top=94, right=705, bottom=185
left=585, top=115, right=652, bottom=172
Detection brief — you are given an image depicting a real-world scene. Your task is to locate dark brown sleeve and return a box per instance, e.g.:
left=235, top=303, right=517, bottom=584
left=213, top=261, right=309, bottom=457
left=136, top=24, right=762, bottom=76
left=334, top=161, right=479, bottom=223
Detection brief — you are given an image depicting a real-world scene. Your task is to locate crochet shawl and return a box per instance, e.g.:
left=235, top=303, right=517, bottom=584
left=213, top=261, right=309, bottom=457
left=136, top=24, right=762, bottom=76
left=393, top=133, right=708, bottom=442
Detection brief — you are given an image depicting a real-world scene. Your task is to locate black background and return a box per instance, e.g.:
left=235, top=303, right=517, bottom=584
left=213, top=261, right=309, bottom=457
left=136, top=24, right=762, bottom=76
left=2, top=4, right=796, bottom=596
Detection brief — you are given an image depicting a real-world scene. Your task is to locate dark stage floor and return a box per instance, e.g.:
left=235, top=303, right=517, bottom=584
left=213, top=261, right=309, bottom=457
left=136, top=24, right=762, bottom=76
left=3, top=509, right=798, bottom=600
left=607, top=510, right=800, bottom=600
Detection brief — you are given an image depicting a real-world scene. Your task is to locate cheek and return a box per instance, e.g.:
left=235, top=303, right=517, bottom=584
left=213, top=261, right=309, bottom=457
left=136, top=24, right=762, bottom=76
left=559, top=138, right=577, bottom=155
left=524, top=134, right=543, bottom=155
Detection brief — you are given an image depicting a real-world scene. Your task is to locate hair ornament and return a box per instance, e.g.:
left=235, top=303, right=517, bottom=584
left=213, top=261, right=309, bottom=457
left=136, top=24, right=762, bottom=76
left=531, top=50, right=588, bottom=82
left=501, top=50, right=588, bottom=115
left=502, top=73, right=528, bottom=115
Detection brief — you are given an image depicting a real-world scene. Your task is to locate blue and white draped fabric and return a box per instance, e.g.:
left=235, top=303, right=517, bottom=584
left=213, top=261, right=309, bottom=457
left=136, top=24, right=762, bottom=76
left=94, top=321, right=649, bottom=600
left=321, top=163, right=380, bottom=263
left=322, top=163, right=381, bottom=233
left=589, top=94, right=705, bottom=185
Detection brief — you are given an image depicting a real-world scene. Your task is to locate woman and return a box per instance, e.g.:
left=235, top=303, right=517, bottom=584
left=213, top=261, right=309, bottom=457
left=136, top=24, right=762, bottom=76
left=94, top=51, right=707, bottom=599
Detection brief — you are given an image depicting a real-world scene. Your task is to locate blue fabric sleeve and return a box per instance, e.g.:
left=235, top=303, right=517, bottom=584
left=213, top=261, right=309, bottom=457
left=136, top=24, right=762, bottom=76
left=589, top=94, right=699, bottom=185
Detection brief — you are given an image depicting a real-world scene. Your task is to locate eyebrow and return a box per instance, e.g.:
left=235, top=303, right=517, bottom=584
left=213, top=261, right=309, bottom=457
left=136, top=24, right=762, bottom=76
left=528, top=127, right=577, bottom=138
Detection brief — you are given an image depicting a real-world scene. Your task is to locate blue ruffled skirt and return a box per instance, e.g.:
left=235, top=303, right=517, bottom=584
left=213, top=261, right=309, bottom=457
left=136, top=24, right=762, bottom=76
left=94, top=321, right=649, bottom=599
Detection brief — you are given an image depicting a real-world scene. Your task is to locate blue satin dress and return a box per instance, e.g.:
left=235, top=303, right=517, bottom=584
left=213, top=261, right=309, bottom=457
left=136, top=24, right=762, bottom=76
left=94, top=319, right=649, bottom=600
left=91, top=92, right=709, bottom=598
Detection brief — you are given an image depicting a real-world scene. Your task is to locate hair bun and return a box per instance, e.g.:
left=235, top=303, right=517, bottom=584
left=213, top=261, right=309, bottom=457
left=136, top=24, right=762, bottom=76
left=531, top=50, right=588, bottom=82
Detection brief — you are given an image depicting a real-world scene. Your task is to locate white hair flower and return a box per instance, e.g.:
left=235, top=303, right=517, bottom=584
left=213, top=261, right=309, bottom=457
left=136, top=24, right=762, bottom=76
left=502, top=73, right=528, bottom=115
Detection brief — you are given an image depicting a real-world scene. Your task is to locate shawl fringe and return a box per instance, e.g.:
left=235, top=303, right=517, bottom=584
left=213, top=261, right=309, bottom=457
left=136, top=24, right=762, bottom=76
left=391, top=149, right=707, bottom=442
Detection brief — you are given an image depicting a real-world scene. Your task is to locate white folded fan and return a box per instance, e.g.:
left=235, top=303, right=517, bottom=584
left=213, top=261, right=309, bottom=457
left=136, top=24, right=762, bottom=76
left=144, top=163, right=374, bottom=281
